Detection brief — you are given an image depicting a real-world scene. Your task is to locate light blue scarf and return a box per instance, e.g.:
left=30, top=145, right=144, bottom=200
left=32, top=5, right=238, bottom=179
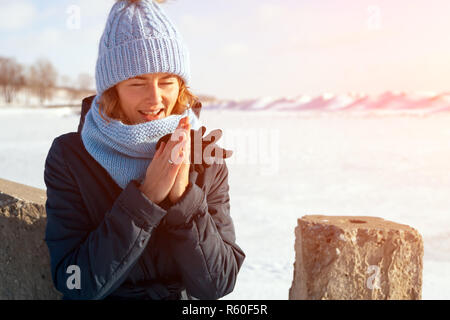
left=81, top=94, right=202, bottom=189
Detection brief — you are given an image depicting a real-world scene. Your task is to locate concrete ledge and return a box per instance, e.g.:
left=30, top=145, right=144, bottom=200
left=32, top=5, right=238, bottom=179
left=289, top=215, right=423, bottom=300
left=0, top=178, right=62, bottom=299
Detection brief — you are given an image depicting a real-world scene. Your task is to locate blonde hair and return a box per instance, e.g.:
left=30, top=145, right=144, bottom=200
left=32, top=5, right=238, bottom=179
left=98, top=76, right=199, bottom=124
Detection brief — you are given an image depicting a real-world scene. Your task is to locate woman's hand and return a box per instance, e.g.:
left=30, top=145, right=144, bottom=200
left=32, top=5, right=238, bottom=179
left=139, top=118, right=189, bottom=205
left=156, top=125, right=233, bottom=174
left=168, top=118, right=191, bottom=204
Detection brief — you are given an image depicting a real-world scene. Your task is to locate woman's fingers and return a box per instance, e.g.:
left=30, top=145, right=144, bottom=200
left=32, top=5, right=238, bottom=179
left=203, top=128, right=222, bottom=143
left=166, top=118, right=189, bottom=150
left=210, top=146, right=233, bottom=157
left=156, top=133, right=171, bottom=151
left=155, top=141, right=165, bottom=158
left=180, top=116, right=189, bottom=127
left=169, top=139, right=188, bottom=165
left=155, top=117, right=191, bottom=167
left=224, top=148, right=233, bottom=158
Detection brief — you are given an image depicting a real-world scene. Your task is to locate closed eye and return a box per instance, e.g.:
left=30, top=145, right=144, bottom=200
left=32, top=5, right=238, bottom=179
left=129, top=82, right=174, bottom=86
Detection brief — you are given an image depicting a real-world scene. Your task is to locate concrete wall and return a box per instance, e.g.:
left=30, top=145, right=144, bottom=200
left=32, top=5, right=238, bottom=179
left=0, top=178, right=62, bottom=299
left=289, top=215, right=423, bottom=300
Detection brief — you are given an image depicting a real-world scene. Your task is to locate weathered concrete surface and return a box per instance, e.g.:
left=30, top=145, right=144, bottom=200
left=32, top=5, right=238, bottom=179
left=289, top=215, right=423, bottom=300
left=0, top=178, right=62, bottom=299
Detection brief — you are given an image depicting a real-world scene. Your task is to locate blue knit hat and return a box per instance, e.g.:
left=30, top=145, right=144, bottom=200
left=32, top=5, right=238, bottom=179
left=95, top=0, right=191, bottom=97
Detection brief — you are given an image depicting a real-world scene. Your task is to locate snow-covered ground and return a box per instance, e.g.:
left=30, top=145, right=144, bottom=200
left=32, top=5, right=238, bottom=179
left=1, top=98, right=449, bottom=299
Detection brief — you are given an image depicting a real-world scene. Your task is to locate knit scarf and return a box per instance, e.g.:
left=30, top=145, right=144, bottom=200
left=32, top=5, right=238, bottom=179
left=81, top=94, right=202, bottom=189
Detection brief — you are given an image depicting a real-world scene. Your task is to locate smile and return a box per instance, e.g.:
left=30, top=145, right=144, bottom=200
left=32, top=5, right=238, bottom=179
left=139, top=109, right=165, bottom=121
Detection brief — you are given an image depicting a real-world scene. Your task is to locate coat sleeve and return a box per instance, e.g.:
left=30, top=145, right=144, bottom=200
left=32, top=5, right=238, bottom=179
left=162, top=161, right=246, bottom=300
left=44, top=138, right=168, bottom=300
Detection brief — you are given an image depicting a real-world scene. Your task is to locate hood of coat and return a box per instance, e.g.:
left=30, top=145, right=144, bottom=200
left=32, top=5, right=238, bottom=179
left=77, top=95, right=203, bottom=134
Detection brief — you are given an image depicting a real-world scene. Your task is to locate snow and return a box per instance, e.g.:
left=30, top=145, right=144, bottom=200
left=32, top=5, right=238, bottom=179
left=201, top=91, right=450, bottom=116
left=1, top=97, right=450, bottom=300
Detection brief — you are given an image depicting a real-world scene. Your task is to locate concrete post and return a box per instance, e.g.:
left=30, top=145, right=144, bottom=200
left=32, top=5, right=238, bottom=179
left=0, top=178, right=62, bottom=299
left=289, top=215, right=423, bottom=300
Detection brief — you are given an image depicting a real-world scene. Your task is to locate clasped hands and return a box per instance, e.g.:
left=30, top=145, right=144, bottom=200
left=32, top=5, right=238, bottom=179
left=139, top=116, right=233, bottom=205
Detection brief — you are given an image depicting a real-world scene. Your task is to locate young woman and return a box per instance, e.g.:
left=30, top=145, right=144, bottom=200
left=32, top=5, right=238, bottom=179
left=44, top=0, right=245, bottom=300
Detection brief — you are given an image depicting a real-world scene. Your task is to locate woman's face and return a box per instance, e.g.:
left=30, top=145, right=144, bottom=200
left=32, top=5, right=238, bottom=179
left=115, top=72, right=180, bottom=125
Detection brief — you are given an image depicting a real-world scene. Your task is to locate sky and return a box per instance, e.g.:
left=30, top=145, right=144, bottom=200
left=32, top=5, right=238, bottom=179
left=1, top=0, right=450, bottom=100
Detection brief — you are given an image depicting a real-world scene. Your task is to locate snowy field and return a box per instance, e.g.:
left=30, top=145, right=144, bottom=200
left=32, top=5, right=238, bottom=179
left=1, top=102, right=450, bottom=300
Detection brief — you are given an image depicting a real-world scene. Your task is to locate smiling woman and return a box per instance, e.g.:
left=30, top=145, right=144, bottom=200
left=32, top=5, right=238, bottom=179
left=43, top=0, right=244, bottom=301
left=99, top=72, right=199, bottom=125
left=119, top=73, right=180, bottom=123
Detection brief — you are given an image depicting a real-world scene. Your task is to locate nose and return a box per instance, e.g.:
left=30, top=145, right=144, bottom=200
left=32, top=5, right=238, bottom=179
left=144, top=82, right=163, bottom=107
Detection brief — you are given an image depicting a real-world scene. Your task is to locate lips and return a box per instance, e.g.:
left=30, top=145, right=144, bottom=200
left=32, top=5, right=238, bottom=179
left=139, top=108, right=165, bottom=121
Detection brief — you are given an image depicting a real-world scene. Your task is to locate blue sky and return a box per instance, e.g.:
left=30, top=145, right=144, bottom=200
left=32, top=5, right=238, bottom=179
left=1, top=0, right=450, bottom=99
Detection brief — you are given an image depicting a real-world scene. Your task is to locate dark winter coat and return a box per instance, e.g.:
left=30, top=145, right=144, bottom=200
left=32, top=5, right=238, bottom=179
left=43, top=95, right=245, bottom=300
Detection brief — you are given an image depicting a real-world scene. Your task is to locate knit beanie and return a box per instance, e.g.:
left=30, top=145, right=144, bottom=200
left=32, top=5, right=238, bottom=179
left=95, top=0, right=191, bottom=97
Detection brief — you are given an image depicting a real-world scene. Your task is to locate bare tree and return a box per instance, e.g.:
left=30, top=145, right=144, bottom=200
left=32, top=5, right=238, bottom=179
left=27, top=58, right=58, bottom=104
left=0, top=56, right=26, bottom=104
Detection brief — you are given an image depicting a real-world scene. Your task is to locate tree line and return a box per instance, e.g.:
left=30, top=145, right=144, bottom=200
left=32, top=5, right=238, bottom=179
left=0, top=56, right=94, bottom=105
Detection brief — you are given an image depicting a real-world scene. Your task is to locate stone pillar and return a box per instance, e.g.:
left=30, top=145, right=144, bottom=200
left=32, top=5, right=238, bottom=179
left=0, top=178, right=62, bottom=299
left=289, top=215, right=423, bottom=300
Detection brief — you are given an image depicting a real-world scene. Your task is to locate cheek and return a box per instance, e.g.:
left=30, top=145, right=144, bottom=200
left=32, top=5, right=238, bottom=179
left=117, top=88, right=139, bottom=112
left=167, top=87, right=180, bottom=105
